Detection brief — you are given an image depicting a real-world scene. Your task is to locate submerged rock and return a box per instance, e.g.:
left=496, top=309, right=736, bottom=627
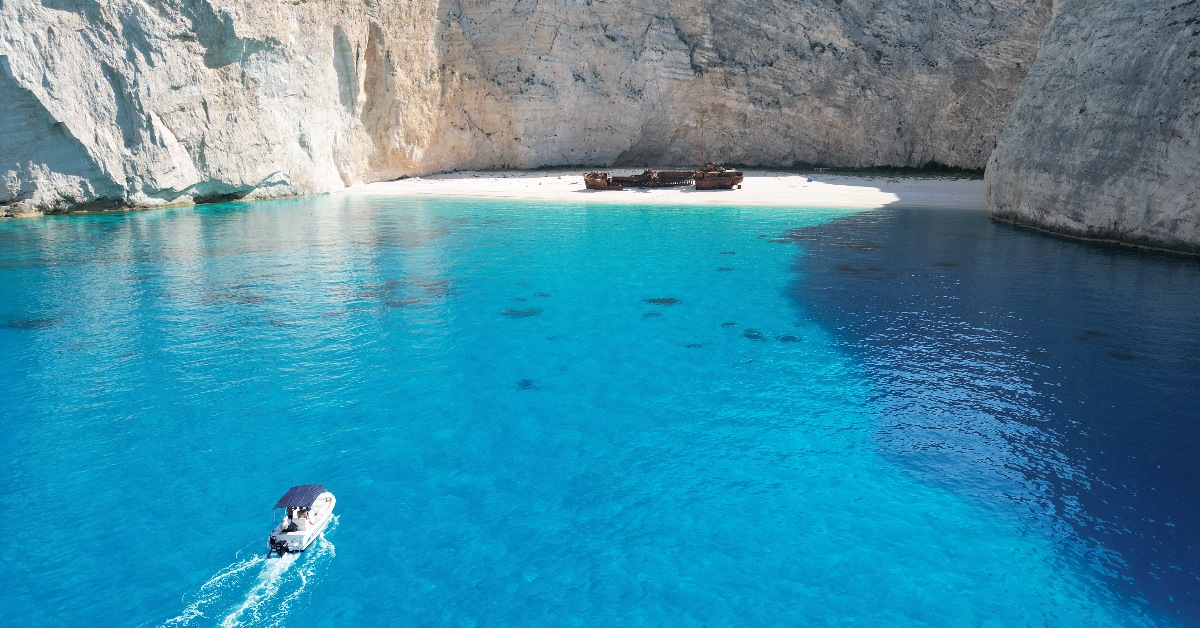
left=1, top=317, right=61, bottom=330
left=417, top=279, right=454, bottom=297
left=501, top=307, right=542, bottom=318
left=1110, top=347, right=1136, bottom=361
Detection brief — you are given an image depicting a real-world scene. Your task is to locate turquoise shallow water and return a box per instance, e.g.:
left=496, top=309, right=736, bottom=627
left=0, top=195, right=1196, bottom=625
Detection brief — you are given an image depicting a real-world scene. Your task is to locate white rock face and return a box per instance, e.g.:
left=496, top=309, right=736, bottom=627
left=425, top=0, right=1051, bottom=172
left=0, top=0, right=1050, bottom=216
left=986, top=0, right=1200, bottom=253
left=0, top=0, right=440, bottom=215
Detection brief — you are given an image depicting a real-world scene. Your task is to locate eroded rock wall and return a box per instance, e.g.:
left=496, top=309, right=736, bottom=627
left=986, top=0, right=1200, bottom=253
left=0, top=0, right=442, bottom=215
left=1, top=0, right=1051, bottom=215
left=425, top=0, right=1051, bottom=172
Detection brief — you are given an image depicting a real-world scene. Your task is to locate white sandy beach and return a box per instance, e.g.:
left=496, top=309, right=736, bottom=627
left=345, top=169, right=985, bottom=210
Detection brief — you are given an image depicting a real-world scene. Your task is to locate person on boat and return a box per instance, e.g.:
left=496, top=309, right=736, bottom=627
left=285, top=507, right=300, bottom=531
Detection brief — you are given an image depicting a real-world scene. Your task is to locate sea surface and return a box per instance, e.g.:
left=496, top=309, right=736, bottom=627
left=1, top=193, right=1197, bottom=626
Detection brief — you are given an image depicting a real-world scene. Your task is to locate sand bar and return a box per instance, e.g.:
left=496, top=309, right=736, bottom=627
left=345, top=169, right=985, bottom=211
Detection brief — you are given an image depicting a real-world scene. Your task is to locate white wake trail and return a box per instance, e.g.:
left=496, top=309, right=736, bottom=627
left=164, top=554, right=267, bottom=627
left=219, top=552, right=299, bottom=627
left=162, top=516, right=339, bottom=627
left=278, top=525, right=337, bottom=618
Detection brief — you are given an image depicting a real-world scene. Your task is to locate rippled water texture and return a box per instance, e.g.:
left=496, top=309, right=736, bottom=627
left=1, top=196, right=1196, bottom=626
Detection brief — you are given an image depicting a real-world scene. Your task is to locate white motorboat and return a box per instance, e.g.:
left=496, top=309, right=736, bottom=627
left=268, top=484, right=336, bottom=555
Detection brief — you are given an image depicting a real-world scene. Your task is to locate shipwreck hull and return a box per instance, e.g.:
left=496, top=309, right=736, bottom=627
left=583, top=172, right=625, bottom=190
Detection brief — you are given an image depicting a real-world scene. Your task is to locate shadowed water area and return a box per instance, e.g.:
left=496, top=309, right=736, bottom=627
left=789, top=209, right=1200, bottom=623
left=0, top=196, right=1195, bottom=625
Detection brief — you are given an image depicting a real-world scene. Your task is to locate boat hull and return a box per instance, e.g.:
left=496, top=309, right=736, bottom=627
left=693, top=163, right=744, bottom=190
left=268, top=491, right=336, bottom=554
left=655, top=171, right=695, bottom=186
left=584, top=180, right=624, bottom=191
left=583, top=172, right=625, bottom=190
left=694, top=176, right=743, bottom=190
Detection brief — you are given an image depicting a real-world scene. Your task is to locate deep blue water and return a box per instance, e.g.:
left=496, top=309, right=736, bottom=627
left=0, top=195, right=1197, bottom=626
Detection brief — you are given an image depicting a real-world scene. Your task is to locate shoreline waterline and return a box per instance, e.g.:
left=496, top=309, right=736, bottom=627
left=0, top=170, right=985, bottom=220
left=345, top=169, right=986, bottom=211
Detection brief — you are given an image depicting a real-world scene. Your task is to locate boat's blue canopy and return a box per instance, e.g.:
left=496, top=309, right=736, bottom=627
left=274, top=485, right=326, bottom=509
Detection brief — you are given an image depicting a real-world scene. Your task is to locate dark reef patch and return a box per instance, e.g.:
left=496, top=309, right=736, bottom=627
left=1110, top=347, right=1136, bottom=361
left=1, top=317, right=61, bottom=330
left=835, top=264, right=860, bottom=275
left=777, top=335, right=801, bottom=342
left=683, top=343, right=706, bottom=349
left=416, top=279, right=454, bottom=297
left=718, top=267, right=735, bottom=272
left=933, top=261, right=960, bottom=268
left=1076, top=329, right=1109, bottom=341
left=353, top=279, right=404, bottom=299
left=719, top=251, right=736, bottom=255
left=516, top=378, right=536, bottom=390
left=502, top=307, right=542, bottom=318
left=385, top=298, right=421, bottom=308
left=533, top=292, right=551, bottom=298
left=642, top=312, right=662, bottom=318
left=720, top=321, right=738, bottom=328
left=742, top=329, right=765, bottom=341
left=643, top=297, right=680, bottom=306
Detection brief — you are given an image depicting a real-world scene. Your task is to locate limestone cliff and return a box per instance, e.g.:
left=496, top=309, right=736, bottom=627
left=0, top=0, right=441, bottom=215
left=0, top=0, right=1049, bottom=216
left=986, top=0, right=1200, bottom=253
left=424, top=0, right=1051, bottom=173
